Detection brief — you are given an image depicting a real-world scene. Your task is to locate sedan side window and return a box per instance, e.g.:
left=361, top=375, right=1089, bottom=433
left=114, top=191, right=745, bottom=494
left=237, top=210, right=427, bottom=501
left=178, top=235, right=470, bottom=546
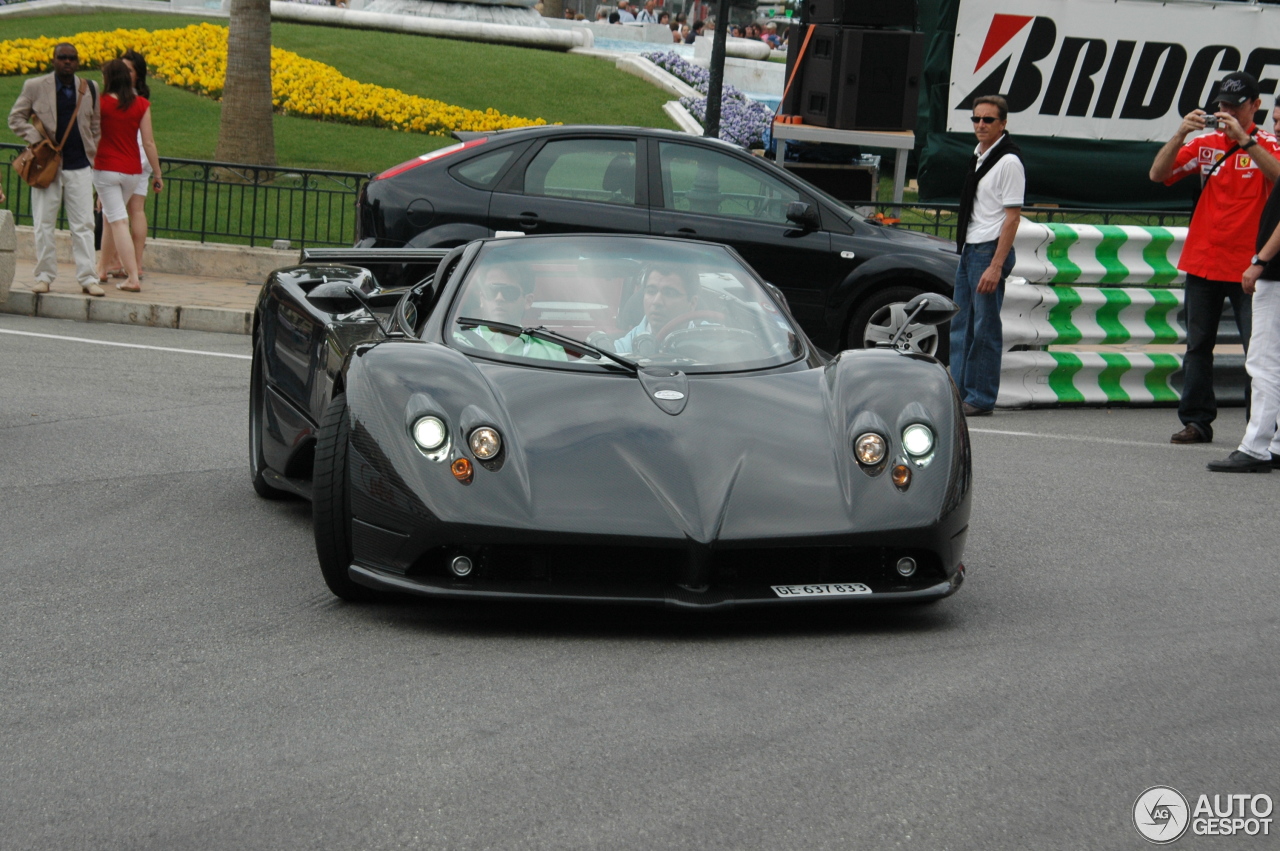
left=659, top=142, right=801, bottom=224
left=523, top=139, right=638, bottom=206
left=450, top=147, right=519, bottom=189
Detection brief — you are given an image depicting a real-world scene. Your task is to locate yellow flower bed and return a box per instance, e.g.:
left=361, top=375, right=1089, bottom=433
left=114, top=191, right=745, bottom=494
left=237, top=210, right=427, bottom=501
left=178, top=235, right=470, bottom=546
left=0, top=24, right=548, bottom=135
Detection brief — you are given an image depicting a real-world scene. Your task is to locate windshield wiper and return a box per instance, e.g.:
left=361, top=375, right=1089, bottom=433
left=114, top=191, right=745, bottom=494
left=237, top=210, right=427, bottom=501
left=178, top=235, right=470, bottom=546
left=455, top=317, right=639, bottom=374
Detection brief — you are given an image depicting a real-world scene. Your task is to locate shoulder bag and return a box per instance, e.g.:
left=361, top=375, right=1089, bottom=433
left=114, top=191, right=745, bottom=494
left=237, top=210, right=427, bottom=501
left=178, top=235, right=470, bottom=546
left=13, top=80, right=87, bottom=189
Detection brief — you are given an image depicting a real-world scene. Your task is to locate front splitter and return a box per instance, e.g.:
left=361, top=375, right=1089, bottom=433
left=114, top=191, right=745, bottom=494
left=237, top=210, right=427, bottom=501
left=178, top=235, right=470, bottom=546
left=349, top=564, right=964, bottom=610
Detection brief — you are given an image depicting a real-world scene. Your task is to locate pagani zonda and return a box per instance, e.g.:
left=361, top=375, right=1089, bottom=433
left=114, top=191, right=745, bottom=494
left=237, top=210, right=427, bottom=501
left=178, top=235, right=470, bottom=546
left=251, top=234, right=971, bottom=608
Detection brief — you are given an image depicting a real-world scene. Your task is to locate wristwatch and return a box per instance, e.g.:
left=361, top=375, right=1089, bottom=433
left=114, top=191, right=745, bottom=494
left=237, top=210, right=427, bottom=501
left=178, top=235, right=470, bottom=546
left=1242, top=138, right=1258, bottom=151
left=1252, top=254, right=1269, bottom=266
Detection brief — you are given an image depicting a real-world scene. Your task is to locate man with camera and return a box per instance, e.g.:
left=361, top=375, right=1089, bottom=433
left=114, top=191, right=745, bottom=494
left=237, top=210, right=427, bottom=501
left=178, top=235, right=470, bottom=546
left=1150, top=71, right=1280, bottom=444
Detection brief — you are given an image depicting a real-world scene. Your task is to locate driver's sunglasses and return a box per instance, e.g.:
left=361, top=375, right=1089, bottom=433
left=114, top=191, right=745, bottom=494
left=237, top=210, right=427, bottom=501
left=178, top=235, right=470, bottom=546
left=483, top=283, right=523, bottom=302
left=970, top=115, right=1000, bottom=124
left=54, top=53, right=79, bottom=62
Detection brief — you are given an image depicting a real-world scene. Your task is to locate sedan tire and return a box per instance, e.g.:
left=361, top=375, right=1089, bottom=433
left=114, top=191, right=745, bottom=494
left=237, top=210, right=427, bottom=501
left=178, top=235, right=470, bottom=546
left=849, top=285, right=950, bottom=364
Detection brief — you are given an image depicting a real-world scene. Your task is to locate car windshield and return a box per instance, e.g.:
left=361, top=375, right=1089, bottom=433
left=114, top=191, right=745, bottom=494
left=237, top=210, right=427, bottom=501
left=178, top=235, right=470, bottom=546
left=445, top=236, right=804, bottom=373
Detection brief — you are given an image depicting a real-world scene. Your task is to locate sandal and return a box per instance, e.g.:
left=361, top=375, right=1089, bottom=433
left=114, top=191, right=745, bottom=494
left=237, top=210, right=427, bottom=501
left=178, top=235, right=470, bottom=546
left=108, top=268, right=128, bottom=279
left=116, top=282, right=142, bottom=293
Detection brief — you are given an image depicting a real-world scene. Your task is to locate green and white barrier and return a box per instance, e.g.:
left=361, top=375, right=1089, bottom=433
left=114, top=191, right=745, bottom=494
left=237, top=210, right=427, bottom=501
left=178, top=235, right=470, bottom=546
left=1012, top=223, right=1185, bottom=287
left=998, top=283, right=1186, bottom=407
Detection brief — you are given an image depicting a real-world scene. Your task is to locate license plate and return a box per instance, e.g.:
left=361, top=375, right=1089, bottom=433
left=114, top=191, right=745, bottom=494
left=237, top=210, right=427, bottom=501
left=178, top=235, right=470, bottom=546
left=771, top=583, right=872, bottom=598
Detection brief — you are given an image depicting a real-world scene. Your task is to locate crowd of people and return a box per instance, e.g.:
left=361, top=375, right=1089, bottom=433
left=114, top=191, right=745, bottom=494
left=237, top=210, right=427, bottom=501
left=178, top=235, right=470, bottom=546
left=6, top=43, right=161, bottom=296
left=573, top=3, right=790, bottom=48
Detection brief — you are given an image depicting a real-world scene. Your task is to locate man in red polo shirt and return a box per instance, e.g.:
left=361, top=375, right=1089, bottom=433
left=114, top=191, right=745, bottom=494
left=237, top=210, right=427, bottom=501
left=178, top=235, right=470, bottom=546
left=1150, top=71, right=1280, bottom=444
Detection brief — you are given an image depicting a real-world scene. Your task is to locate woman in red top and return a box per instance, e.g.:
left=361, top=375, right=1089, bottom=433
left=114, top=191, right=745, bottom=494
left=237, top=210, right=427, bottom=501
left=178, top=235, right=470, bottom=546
left=92, top=59, right=161, bottom=293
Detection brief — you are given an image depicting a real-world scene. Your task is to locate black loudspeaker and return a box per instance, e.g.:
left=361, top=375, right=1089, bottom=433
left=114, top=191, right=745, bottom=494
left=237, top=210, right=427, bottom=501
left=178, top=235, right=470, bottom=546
left=801, top=0, right=916, bottom=29
left=796, top=27, right=924, bottom=131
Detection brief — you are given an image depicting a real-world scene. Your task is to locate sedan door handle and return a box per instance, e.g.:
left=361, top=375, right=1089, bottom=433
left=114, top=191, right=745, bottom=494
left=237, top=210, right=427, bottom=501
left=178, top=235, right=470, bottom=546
left=517, top=213, right=541, bottom=229
left=664, top=228, right=697, bottom=236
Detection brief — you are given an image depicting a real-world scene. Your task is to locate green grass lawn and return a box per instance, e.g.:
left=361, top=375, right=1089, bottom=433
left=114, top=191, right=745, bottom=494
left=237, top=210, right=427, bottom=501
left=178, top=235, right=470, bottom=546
left=0, top=11, right=678, bottom=172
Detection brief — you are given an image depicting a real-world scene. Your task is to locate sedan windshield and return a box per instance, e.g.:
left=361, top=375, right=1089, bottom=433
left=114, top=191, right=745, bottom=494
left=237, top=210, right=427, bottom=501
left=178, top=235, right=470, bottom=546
left=445, top=236, right=803, bottom=372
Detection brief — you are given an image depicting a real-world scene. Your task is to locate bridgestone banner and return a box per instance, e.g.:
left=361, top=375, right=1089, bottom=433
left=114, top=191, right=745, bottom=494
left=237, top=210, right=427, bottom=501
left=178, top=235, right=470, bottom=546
left=948, top=0, right=1280, bottom=142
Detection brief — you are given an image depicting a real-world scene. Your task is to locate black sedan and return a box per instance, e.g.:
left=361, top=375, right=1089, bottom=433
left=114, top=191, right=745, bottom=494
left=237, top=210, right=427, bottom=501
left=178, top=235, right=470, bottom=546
left=251, top=234, right=971, bottom=609
left=357, top=125, right=958, bottom=359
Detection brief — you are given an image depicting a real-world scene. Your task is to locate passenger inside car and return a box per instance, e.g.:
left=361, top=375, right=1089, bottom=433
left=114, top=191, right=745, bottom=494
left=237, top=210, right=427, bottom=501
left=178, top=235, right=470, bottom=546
left=455, top=263, right=568, bottom=361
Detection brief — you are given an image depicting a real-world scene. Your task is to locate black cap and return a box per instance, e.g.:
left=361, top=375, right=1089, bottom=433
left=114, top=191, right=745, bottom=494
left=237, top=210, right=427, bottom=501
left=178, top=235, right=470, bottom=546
left=1210, top=72, right=1260, bottom=107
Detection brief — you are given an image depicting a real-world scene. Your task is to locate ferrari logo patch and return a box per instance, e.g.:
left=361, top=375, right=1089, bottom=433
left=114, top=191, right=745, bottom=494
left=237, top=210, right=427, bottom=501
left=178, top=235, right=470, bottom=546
left=1237, top=154, right=1254, bottom=169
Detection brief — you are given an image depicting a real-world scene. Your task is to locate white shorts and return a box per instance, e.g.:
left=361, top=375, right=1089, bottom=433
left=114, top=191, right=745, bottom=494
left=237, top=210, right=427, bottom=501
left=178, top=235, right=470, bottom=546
left=133, top=166, right=151, bottom=198
left=93, top=170, right=143, bottom=222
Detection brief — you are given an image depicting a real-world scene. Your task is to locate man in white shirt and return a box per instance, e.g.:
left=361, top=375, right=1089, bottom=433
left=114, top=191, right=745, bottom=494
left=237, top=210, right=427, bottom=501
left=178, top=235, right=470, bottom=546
left=616, top=1, right=637, bottom=22
left=636, top=0, right=659, bottom=23
left=949, top=94, right=1024, bottom=416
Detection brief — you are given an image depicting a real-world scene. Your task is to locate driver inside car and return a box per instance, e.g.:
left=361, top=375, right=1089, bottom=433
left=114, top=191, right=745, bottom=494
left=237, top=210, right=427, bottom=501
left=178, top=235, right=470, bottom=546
left=456, top=264, right=568, bottom=361
left=612, top=265, right=711, bottom=356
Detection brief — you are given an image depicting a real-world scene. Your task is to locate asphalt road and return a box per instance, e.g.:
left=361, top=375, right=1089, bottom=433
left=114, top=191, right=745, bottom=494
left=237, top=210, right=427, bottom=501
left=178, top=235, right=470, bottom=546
left=2, top=314, right=1276, bottom=851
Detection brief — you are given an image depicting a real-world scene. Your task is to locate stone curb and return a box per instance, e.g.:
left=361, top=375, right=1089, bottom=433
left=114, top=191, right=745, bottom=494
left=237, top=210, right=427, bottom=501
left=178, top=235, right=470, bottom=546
left=12, top=226, right=297, bottom=283
left=0, top=290, right=251, bottom=335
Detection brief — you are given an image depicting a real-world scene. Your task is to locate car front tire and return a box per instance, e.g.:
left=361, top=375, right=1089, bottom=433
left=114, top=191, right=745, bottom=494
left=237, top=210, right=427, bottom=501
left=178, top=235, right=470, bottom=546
left=312, top=393, right=382, bottom=602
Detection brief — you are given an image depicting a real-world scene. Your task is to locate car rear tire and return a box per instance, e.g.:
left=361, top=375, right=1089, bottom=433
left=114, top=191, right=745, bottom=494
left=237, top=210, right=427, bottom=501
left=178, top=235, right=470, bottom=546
left=847, top=285, right=950, bottom=364
left=250, top=340, right=289, bottom=500
left=313, top=393, right=382, bottom=602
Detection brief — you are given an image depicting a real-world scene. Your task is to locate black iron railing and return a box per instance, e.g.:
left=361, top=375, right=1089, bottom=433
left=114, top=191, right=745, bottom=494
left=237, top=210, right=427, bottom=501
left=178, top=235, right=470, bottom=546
left=873, top=201, right=1193, bottom=242
left=1, top=143, right=1194, bottom=249
left=1, top=143, right=370, bottom=248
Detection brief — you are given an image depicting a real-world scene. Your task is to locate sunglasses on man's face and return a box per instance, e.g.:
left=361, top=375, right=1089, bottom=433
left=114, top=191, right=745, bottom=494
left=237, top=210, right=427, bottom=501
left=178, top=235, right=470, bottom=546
left=970, top=115, right=1000, bottom=124
left=482, top=283, right=523, bottom=302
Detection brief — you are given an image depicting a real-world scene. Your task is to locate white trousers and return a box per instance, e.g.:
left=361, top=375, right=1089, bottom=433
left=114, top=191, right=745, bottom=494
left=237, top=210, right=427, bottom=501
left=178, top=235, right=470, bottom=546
left=1238, top=278, right=1280, bottom=459
left=30, top=165, right=97, bottom=289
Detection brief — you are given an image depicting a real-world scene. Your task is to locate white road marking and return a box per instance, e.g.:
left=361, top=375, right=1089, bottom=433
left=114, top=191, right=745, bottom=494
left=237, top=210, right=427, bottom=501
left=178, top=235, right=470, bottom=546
left=969, top=427, right=1222, bottom=452
left=0, top=328, right=251, bottom=360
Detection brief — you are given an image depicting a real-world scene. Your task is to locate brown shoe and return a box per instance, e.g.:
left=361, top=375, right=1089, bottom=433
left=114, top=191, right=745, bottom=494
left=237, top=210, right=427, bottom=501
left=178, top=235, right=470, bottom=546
left=1171, top=424, right=1210, bottom=444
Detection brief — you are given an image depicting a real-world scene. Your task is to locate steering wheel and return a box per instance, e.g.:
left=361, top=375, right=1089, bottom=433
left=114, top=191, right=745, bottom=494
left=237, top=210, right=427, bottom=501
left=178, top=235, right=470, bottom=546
left=653, top=310, right=727, bottom=343
left=661, top=325, right=763, bottom=357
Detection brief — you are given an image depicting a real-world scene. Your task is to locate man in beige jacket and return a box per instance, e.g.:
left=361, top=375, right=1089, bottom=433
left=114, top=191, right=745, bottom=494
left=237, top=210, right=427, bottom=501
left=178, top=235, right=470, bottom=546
left=8, top=43, right=102, bottom=296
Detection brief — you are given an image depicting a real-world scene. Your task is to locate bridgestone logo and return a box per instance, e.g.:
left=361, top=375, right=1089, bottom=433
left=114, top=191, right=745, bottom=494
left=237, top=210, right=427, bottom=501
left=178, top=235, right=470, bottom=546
left=949, top=1, right=1280, bottom=142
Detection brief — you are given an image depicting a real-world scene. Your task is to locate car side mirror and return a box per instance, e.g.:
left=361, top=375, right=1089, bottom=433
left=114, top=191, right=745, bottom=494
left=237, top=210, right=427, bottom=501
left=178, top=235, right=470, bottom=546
left=306, top=281, right=363, bottom=314
left=785, top=201, right=820, bottom=229
left=903, top=292, right=959, bottom=326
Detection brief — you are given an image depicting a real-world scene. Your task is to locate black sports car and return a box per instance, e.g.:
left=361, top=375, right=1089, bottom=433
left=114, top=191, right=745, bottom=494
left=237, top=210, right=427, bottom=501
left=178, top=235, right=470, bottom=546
left=252, top=234, right=972, bottom=609
left=357, top=125, right=958, bottom=360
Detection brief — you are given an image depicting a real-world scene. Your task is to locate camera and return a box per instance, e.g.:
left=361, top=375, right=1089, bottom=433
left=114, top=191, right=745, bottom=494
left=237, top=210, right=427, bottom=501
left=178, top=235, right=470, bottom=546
left=1204, top=115, right=1220, bottom=130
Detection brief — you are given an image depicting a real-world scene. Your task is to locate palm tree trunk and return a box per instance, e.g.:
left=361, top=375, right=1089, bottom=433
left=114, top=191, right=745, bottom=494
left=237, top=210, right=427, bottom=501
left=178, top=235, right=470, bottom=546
left=216, top=0, right=276, bottom=166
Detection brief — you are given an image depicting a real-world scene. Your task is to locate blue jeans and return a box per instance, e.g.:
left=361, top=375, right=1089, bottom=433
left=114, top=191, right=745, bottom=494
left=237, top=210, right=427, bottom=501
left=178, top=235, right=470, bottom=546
left=1179, top=274, right=1251, bottom=439
left=950, top=240, right=1014, bottom=411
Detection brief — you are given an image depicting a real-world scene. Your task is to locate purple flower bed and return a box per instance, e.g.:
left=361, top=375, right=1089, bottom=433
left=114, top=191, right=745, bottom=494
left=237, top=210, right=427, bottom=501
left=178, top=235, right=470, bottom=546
left=642, top=50, right=773, bottom=149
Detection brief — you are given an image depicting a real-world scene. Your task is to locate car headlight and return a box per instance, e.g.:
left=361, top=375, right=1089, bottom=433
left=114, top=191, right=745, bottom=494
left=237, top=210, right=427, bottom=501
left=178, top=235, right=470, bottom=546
left=853, top=432, right=886, bottom=466
left=412, top=416, right=448, bottom=451
left=469, top=426, right=502, bottom=459
left=902, top=424, right=934, bottom=457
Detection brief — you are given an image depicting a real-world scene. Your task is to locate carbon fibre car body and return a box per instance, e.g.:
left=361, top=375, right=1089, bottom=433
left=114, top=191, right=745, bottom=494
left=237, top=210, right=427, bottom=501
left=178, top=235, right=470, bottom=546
left=251, top=234, right=972, bottom=609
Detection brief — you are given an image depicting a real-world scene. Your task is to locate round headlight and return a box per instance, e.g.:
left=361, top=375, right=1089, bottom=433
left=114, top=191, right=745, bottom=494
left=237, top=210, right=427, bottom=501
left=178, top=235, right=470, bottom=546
left=854, top=432, right=886, bottom=466
left=902, top=424, right=934, bottom=457
left=469, top=426, right=502, bottom=459
left=412, top=416, right=448, bottom=451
